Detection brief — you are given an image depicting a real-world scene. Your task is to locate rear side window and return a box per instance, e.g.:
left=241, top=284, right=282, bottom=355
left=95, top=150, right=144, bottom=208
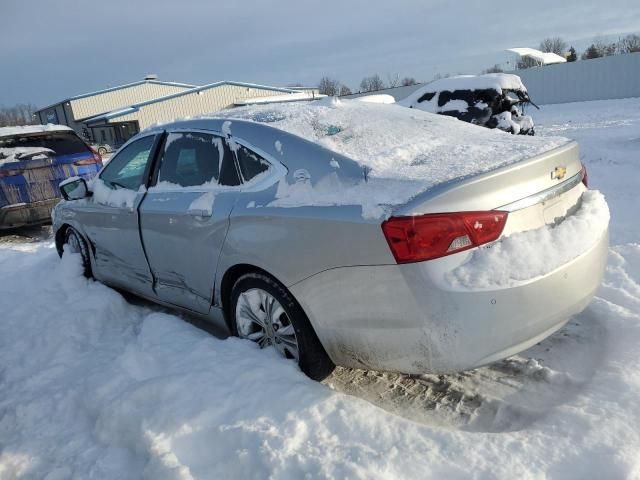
left=234, top=144, right=270, bottom=182
left=0, top=132, right=90, bottom=155
left=416, top=91, right=436, bottom=103
left=157, top=132, right=239, bottom=187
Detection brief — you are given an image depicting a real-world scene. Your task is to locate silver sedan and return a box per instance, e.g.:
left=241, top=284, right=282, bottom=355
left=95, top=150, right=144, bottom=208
left=53, top=102, right=608, bottom=380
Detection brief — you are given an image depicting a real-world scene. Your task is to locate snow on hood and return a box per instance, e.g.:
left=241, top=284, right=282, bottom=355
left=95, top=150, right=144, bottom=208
left=0, top=124, right=73, bottom=138
left=214, top=98, right=568, bottom=187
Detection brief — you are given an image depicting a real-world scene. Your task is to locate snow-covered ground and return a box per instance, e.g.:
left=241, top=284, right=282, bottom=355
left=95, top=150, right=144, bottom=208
left=1, top=98, right=639, bottom=479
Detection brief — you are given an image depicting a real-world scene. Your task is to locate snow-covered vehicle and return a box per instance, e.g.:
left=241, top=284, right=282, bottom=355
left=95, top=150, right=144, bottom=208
left=52, top=98, right=608, bottom=380
left=0, top=125, right=102, bottom=229
left=399, top=73, right=537, bottom=135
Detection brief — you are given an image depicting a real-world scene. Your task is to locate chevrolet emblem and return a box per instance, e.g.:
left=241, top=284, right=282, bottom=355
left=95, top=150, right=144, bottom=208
left=551, top=166, right=567, bottom=180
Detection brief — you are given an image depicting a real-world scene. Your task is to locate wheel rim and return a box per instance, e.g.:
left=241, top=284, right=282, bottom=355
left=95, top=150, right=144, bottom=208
left=66, top=231, right=82, bottom=254
left=235, top=288, right=299, bottom=361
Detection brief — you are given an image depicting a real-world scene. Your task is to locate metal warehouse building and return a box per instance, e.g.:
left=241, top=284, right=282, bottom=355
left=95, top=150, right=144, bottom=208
left=35, top=78, right=319, bottom=146
left=34, top=79, right=196, bottom=145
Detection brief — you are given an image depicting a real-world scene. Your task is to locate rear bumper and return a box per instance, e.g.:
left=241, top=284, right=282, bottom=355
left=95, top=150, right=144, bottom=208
left=290, top=227, right=609, bottom=374
left=0, top=198, right=59, bottom=229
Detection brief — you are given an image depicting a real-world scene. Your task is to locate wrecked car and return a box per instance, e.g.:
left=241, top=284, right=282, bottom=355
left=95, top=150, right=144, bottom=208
left=399, top=73, right=538, bottom=135
left=53, top=99, right=607, bottom=381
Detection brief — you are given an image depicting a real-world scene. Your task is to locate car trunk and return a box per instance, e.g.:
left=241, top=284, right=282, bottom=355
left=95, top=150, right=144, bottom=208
left=395, top=141, right=585, bottom=236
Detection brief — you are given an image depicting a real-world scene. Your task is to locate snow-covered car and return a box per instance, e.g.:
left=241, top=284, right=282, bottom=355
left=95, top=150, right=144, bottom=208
left=0, top=125, right=102, bottom=229
left=399, top=73, right=537, bottom=135
left=52, top=98, right=608, bottom=380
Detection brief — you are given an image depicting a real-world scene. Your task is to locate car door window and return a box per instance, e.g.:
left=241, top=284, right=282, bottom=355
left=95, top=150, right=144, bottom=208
left=99, top=135, right=155, bottom=190
left=234, top=144, right=270, bottom=182
left=157, top=132, right=240, bottom=187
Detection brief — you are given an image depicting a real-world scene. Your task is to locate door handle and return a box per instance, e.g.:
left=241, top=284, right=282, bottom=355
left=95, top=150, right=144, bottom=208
left=187, top=209, right=212, bottom=218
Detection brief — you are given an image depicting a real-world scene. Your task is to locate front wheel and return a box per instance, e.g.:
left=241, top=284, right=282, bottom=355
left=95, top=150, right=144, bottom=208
left=64, top=227, right=92, bottom=277
left=230, top=272, right=335, bottom=381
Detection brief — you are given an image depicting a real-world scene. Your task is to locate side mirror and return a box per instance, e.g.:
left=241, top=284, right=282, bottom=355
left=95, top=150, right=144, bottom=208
left=59, top=177, right=90, bottom=200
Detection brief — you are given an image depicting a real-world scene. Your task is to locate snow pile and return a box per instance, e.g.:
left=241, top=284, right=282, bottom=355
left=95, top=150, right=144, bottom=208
left=0, top=124, right=72, bottom=138
left=447, top=190, right=610, bottom=288
left=1, top=225, right=640, bottom=478
left=354, top=94, right=396, bottom=104
left=91, top=178, right=141, bottom=208
left=215, top=99, right=568, bottom=187
left=269, top=172, right=423, bottom=219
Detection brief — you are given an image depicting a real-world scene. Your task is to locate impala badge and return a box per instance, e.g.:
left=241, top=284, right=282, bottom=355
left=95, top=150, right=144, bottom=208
left=551, top=166, right=567, bottom=180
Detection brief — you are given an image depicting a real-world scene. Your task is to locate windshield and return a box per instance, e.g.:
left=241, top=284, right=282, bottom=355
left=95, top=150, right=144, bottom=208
left=0, top=131, right=89, bottom=156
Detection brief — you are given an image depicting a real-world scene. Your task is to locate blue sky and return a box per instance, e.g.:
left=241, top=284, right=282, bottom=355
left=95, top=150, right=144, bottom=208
left=2, top=0, right=639, bottom=107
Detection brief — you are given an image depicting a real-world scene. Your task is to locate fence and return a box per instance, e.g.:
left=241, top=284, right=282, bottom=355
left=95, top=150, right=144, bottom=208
left=508, top=52, right=640, bottom=105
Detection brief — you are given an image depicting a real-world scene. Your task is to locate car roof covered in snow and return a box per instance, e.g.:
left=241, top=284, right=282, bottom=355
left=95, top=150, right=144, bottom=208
left=146, top=98, right=570, bottom=217
left=209, top=97, right=564, bottom=181
left=399, top=74, right=527, bottom=107
left=0, top=124, right=74, bottom=138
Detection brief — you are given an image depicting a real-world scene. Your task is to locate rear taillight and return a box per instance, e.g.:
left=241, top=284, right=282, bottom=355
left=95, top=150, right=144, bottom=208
left=0, top=169, right=24, bottom=177
left=381, top=211, right=508, bottom=264
left=581, top=164, right=588, bottom=187
left=74, top=152, right=102, bottom=166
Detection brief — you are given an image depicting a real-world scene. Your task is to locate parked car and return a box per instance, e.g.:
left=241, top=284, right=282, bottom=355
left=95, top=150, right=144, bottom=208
left=53, top=99, right=608, bottom=380
left=89, top=142, right=114, bottom=156
left=0, top=125, right=102, bottom=229
left=399, top=73, right=538, bottom=135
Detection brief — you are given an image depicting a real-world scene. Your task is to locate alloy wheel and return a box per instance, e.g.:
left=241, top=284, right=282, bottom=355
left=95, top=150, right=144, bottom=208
left=235, top=288, right=299, bottom=361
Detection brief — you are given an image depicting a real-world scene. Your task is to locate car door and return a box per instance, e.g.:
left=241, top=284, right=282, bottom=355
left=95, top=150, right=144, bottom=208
left=138, top=130, right=241, bottom=313
left=81, top=133, right=161, bottom=295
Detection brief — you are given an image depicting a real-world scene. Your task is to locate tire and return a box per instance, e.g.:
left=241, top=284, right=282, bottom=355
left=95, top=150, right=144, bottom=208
left=97, top=147, right=107, bottom=155
left=64, top=227, right=92, bottom=278
left=230, top=272, right=335, bottom=381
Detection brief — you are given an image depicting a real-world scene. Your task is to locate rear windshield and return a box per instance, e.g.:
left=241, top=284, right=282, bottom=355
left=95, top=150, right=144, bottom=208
left=0, top=132, right=90, bottom=156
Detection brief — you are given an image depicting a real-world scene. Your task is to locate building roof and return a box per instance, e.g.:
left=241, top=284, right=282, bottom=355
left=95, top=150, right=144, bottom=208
left=84, top=81, right=298, bottom=125
left=35, top=79, right=197, bottom=113
left=234, top=91, right=326, bottom=106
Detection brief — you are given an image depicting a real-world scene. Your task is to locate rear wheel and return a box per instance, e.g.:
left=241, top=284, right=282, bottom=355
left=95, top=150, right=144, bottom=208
left=97, top=147, right=107, bottom=155
left=230, top=273, right=334, bottom=381
left=64, top=227, right=92, bottom=278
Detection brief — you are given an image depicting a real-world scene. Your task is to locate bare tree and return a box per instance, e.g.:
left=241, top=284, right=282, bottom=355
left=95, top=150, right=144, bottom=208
left=318, top=77, right=341, bottom=96
left=400, top=77, right=418, bottom=86
left=0, top=104, right=38, bottom=127
left=483, top=64, right=503, bottom=74
left=339, top=85, right=352, bottom=96
left=386, top=73, right=400, bottom=88
left=539, top=37, right=568, bottom=56
left=359, top=74, right=386, bottom=93
left=618, top=34, right=640, bottom=54
left=516, top=56, right=539, bottom=69
left=431, top=72, right=451, bottom=81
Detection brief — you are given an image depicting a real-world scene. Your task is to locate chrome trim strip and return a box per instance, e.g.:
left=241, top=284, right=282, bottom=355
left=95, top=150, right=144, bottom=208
left=498, top=169, right=585, bottom=212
